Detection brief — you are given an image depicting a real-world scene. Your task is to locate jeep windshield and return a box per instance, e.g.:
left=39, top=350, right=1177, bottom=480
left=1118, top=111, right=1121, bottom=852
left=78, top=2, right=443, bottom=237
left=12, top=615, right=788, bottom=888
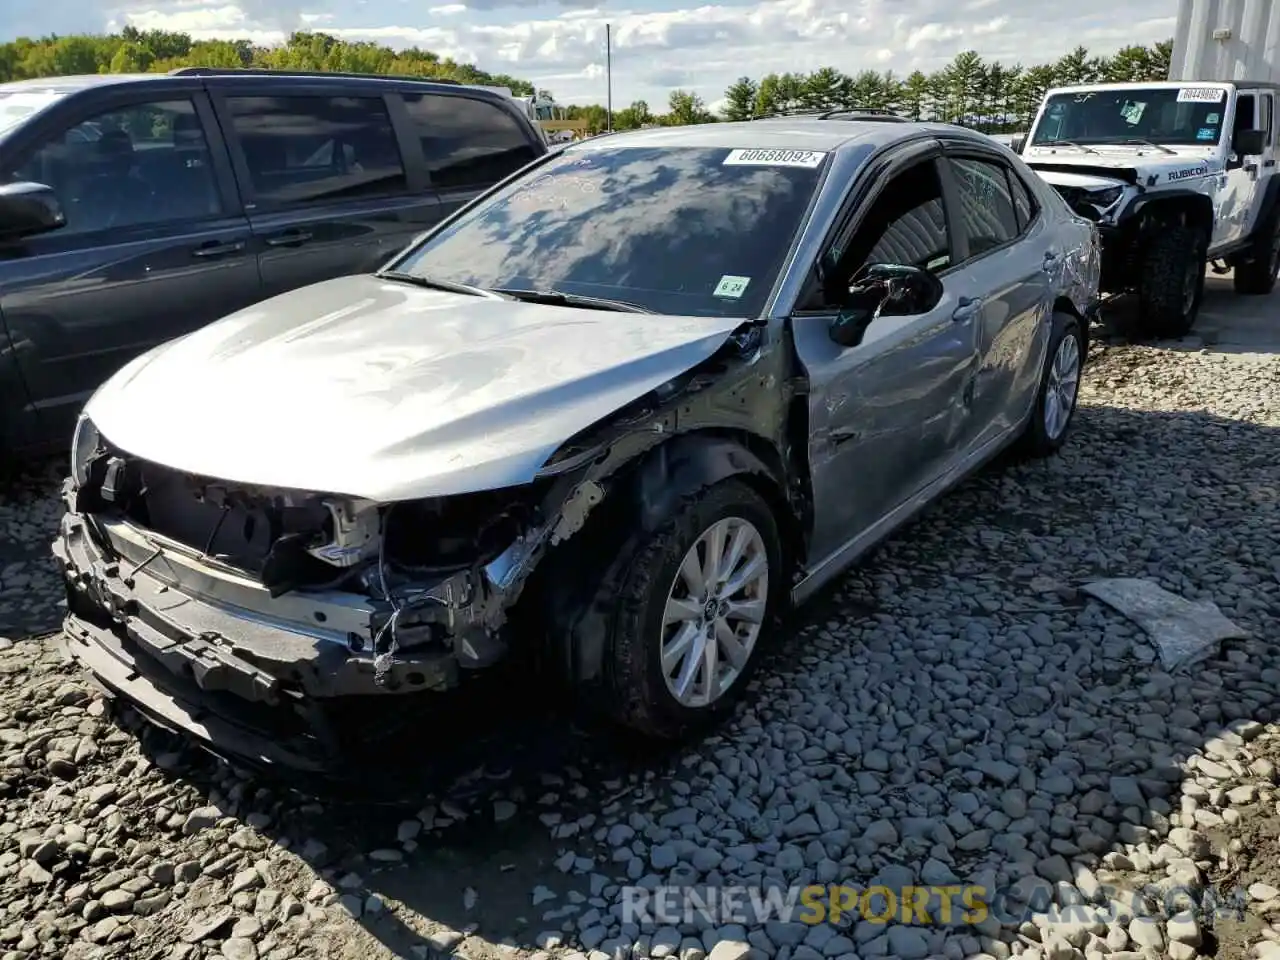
left=1031, top=87, right=1228, bottom=148
left=388, top=145, right=830, bottom=317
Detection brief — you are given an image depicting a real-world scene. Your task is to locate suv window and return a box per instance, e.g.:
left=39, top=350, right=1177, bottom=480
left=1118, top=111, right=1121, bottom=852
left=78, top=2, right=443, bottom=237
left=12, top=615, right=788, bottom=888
left=949, top=157, right=1020, bottom=256
left=225, top=96, right=406, bottom=207
left=401, top=93, right=540, bottom=190
left=1233, top=94, right=1256, bottom=146
left=9, top=99, right=222, bottom=235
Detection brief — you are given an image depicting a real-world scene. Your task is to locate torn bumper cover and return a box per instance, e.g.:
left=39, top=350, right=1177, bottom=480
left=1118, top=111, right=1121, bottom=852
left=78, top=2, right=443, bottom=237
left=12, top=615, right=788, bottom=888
left=52, top=500, right=474, bottom=774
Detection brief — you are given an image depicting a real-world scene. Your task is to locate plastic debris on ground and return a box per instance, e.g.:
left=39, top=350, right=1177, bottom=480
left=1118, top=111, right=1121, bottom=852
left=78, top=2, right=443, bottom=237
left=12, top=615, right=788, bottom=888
left=1080, top=577, right=1250, bottom=672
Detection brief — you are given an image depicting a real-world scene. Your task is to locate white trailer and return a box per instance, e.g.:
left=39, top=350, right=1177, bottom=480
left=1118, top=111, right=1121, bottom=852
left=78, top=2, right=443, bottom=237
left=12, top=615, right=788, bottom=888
left=1170, top=0, right=1280, bottom=83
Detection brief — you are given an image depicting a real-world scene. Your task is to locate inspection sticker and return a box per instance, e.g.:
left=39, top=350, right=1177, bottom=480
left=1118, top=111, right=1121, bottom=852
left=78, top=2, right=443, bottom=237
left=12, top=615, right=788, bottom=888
left=723, top=148, right=827, bottom=168
left=714, top=275, right=751, bottom=298
left=1177, top=86, right=1225, bottom=103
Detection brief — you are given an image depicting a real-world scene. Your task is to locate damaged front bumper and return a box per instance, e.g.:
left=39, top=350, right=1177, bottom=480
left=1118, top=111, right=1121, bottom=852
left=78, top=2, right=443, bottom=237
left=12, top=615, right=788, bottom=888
left=51, top=484, right=506, bottom=774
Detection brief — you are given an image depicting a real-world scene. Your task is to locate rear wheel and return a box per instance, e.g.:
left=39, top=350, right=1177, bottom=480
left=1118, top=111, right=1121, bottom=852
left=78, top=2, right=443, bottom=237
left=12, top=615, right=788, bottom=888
left=1233, top=213, right=1280, bottom=295
left=1015, top=311, right=1084, bottom=459
left=1137, top=223, right=1207, bottom=338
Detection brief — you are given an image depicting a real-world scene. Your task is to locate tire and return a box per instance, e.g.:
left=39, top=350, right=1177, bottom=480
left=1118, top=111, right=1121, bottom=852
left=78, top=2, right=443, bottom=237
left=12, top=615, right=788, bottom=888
left=1015, top=311, right=1085, bottom=459
left=572, top=478, right=784, bottom=740
left=1136, top=223, right=1207, bottom=338
left=1233, top=211, right=1280, bottom=295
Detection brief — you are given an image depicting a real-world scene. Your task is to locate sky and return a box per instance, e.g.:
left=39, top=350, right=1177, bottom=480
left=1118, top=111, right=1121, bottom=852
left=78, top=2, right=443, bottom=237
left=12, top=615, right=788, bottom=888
left=5, top=0, right=1179, bottom=111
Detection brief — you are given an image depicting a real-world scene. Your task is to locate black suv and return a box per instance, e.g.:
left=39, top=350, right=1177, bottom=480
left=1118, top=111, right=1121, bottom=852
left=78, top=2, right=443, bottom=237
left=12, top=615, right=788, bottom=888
left=0, top=68, right=547, bottom=457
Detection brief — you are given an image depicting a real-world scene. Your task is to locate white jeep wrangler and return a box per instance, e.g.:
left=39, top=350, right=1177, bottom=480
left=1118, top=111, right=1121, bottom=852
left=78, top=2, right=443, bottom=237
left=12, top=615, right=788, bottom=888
left=1015, top=81, right=1280, bottom=337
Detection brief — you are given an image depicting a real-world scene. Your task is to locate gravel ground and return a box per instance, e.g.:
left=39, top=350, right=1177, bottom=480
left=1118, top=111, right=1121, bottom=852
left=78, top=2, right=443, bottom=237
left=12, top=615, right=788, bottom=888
left=0, top=332, right=1278, bottom=960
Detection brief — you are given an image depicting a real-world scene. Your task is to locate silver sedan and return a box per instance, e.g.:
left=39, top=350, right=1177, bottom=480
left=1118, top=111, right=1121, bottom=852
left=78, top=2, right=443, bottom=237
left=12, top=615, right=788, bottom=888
left=54, top=119, right=1101, bottom=774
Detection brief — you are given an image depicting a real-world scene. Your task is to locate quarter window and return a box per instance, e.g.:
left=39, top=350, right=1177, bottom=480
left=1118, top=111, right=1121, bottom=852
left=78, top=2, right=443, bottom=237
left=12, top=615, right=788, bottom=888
left=949, top=157, right=1020, bottom=255
left=225, top=96, right=406, bottom=207
left=400, top=93, right=540, bottom=189
left=10, top=99, right=222, bottom=235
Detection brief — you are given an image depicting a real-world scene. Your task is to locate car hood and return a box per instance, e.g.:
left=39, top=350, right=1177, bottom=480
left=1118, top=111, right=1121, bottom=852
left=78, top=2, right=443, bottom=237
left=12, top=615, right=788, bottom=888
left=85, top=274, right=747, bottom=502
left=1024, top=147, right=1222, bottom=188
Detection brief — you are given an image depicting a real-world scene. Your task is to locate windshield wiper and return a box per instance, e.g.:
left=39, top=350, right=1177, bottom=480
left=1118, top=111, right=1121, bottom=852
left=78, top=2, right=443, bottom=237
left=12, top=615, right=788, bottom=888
left=379, top=271, right=511, bottom=299
left=1112, top=138, right=1177, bottom=155
left=494, top=288, right=655, bottom=313
left=1037, top=139, right=1100, bottom=154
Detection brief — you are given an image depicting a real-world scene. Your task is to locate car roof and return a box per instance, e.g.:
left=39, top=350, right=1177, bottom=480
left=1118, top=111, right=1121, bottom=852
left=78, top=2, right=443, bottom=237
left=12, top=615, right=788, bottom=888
left=0, top=74, right=157, bottom=94
left=0, top=71, right=492, bottom=97
left=568, top=119, right=994, bottom=154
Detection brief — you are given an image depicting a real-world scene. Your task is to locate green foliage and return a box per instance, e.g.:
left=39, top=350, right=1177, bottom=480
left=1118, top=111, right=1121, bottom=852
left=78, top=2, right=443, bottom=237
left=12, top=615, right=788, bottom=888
left=0, top=31, right=1176, bottom=131
left=0, top=30, right=535, bottom=96
left=726, top=40, right=1174, bottom=131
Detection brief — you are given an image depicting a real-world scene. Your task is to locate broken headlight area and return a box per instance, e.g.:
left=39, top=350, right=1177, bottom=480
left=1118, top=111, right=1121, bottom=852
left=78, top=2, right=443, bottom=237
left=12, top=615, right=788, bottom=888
left=63, top=431, right=558, bottom=685
left=1054, top=184, right=1126, bottom=222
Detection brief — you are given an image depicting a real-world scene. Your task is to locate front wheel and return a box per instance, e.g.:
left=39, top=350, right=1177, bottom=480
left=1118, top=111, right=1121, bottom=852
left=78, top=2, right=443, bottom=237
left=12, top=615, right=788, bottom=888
left=585, top=479, right=784, bottom=740
left=1015, top=311, right=1084, bottom=459
left=1137, top=223, right=1207, bottom=338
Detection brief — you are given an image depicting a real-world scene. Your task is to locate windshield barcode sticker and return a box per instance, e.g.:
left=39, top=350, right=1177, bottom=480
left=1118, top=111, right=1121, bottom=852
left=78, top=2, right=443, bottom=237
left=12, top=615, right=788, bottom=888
left=1177, top=87, right=1225, bottom=103
left=714, top=275, right=751, bottom=298
left=723, top=149, right=827, bottom=168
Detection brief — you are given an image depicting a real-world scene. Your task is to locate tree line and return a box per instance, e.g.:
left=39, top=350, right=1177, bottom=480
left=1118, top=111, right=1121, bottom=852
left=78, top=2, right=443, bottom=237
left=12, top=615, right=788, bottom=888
left=0, top=29, right=536, bottom=95
left=1, top=30, right=1172, bottom=135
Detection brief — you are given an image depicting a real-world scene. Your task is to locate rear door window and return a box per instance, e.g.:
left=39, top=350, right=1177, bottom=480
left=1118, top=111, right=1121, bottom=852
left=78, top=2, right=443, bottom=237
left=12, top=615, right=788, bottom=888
left=224, top=95, right=407, bottom=207
left=948, top=156, right=1021, bottom=257
left=400, top=93, right=540, bottom=189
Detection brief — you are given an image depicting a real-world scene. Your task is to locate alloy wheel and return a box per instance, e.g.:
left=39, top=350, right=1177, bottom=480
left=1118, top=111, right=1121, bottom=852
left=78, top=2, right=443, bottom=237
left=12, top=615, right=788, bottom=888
left=659, top=516, right=769, bottom=709
left=1043, top=333, right=1081, bottom=440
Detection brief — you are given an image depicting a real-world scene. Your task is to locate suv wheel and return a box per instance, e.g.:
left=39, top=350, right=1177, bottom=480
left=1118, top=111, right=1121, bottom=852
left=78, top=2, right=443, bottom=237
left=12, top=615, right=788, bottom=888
left=1016, top=311, right=1084, bottom=458
left=1137, top=223, right=1207, bottom=338
left=582, top=478, right=783, bottom=739
left=1233, top=213, right=1280, bottom=295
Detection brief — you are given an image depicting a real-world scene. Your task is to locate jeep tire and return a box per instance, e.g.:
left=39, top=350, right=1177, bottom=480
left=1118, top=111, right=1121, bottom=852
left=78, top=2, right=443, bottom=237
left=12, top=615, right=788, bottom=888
left=1233, top=210, right=1280, bottom=295
left=1137, top=223, right=1207, bottom=338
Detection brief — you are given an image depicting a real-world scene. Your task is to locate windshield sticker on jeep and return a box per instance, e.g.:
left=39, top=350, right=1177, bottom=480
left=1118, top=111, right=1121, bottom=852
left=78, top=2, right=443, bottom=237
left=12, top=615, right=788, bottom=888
left=1177, top=87, right=1225, bottom=103
left=1197, top=127, right=1217, bottom=141
left=1206, top=112, right=1221, bottom=124
left=1167, top=165, right=1209, bottom=181
left=713, top=275, right=752, bottom=298
left=722, top=149, right=827, bottom=168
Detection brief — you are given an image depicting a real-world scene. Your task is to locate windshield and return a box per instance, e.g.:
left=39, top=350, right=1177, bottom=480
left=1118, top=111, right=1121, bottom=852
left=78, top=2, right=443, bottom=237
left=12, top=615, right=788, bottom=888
left=0, top=90, right=66, bottom=136
left=1031, top=87, right=1228, bottom=147
left=390, top=145, right=829, bottom=317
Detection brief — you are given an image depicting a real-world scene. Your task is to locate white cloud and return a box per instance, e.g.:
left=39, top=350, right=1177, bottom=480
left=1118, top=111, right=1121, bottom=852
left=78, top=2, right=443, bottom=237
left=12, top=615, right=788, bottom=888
left=17, top=0, right=1178, bottom=110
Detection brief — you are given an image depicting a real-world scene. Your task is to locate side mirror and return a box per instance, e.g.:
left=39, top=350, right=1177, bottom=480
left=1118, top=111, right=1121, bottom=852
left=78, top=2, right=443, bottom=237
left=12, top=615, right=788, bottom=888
left=828, top=263, right=944, bottom=349
left=1233, top=128, right=1266, bottom=156
left=0, top=181, right=65, bottom=243
left=1011, top=135, right=1026, bottom=154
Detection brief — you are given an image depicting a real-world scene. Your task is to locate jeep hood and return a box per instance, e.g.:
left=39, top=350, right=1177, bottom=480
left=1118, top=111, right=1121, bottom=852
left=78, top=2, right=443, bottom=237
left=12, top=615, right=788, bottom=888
left=84, top=274, right=746, bottom=502
left=1024, top=147, right=1222, bottom=188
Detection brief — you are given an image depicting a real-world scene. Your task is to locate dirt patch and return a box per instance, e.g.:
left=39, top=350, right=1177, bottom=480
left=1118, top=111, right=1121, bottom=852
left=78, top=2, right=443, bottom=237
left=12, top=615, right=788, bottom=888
left=1210, top=733, right=1280, bottom=960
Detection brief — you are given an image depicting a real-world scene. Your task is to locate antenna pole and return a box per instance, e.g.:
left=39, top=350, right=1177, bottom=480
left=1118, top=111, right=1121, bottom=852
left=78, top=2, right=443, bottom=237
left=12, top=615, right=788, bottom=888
left=606, top=24, right=613, bottom=132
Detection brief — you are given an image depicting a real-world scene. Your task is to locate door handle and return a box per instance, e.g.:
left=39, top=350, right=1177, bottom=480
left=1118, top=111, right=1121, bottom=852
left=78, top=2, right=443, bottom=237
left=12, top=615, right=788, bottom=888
left=191, top=240, right=245, bottom=259
left=952, top=296, right=983, bottom=322
left=1264, top=159, right=1276, bottom=168
left=263, top=230, right=314, bottom=248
